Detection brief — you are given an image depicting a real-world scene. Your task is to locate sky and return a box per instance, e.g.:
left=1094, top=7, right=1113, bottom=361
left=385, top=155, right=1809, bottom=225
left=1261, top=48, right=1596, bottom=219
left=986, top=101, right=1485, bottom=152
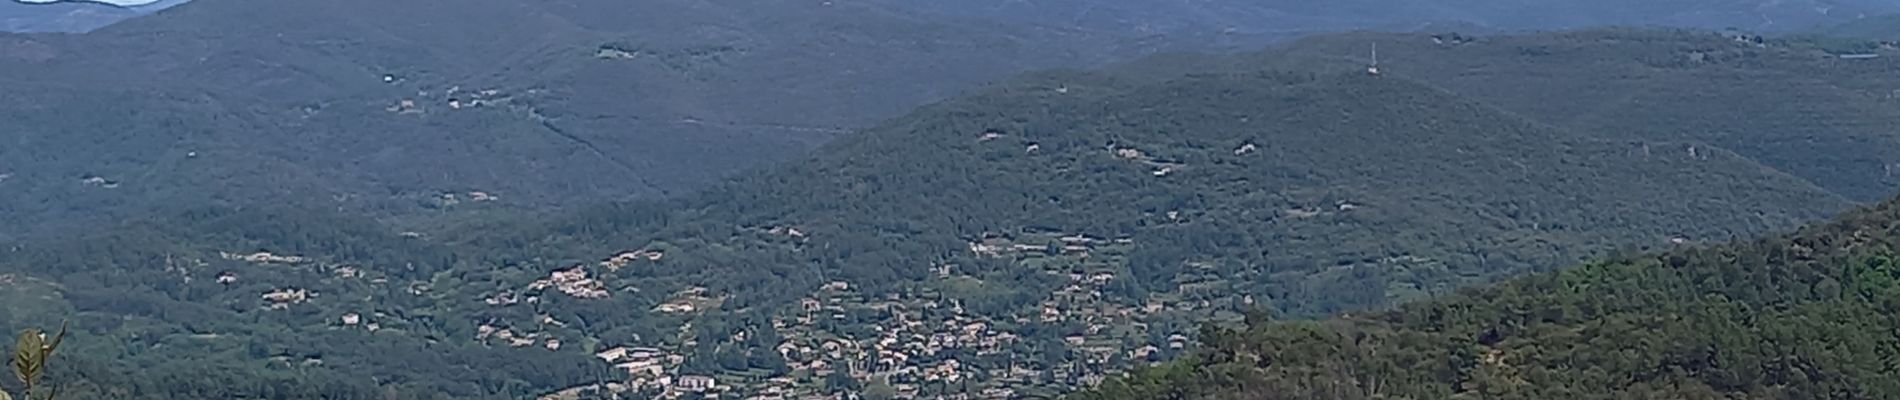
left=14, top=0, right=165, bottom=7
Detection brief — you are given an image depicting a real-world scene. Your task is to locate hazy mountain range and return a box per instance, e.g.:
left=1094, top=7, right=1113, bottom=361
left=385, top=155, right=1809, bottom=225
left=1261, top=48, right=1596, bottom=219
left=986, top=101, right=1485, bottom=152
left=0, top=0, right=181, bottom=31
left=6, top=0, right=1899, bottom=33
left=5, top=0, right=1900, bottom=398
left=7, top=21, right=1900, bottom=397
left=5, top=0, right=1899, bottom=239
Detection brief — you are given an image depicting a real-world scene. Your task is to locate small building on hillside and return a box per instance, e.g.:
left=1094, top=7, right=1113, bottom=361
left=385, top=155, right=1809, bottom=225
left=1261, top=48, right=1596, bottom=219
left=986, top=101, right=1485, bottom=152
left=677, top=375, right=716, bottom=392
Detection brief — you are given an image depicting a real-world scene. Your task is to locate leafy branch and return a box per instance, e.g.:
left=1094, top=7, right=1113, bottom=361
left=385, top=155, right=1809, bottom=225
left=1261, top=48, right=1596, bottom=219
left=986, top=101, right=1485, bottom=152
left=7, top=321, right=67, bottom=400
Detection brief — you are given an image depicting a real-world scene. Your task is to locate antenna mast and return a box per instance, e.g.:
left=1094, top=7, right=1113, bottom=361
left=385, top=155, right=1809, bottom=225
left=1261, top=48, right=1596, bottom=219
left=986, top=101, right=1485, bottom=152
left=1367, top=43, right=1382, bottom=76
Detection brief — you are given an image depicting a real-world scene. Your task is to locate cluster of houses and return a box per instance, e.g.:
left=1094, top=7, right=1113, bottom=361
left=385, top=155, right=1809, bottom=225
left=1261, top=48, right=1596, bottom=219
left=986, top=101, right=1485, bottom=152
left=80, top=175, right=120, bottom=188
left=768, top=284, right=1032, bottom=398
left=535, top=344, right=722, bottom=400
left=528, top=265, right=611, bottom=299
left=968, top=233, right=1132, bottom=259
left=1108, top=145, right=1185, bottom=177
left=476, top=324, right=563, bottom=349
left=388, top=85, right=513, bottom=114
left=733, top=237, right=1202, bottom=398
left=654, top=287, right=717, bottom=314
left=515, top=228, right=1258, bottom=399
left=221, top=251, right=308, bottom=265
left=261, top=288, right=310, bottom=310
left=594, top=345, right=711, bottom=394
left=602, top=249, right=665, bottom=271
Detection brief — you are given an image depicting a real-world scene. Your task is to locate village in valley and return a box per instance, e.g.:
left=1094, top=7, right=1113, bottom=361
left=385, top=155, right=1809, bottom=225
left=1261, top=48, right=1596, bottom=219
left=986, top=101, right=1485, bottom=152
left=179, top=169, right=1262, bottom=400
left=210, top=127, right=1352, bottom=400
left=498, top=227, right=1255, bottom=400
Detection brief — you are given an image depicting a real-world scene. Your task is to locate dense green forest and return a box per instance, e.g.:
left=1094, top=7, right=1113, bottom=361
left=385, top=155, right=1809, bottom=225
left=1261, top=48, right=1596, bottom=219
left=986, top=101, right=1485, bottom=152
left=1108, top=28, right=1900, bottom=201
left=0, top=0, right=1263, bottom=241
left=7, top=12, right=1900, bottom=399
left=1074, top=193, right=1900, bottom=399
left=0, top=207, right=608, bottom=399
left=1813, top=13, right=1900, bottom=41
left=899, top=0, right=1900, bottom=44
left=495, top=69, right=1846, bottom=316
left=10, top=2, right=1899, bottom=243
left=0, top=66, right=1859, bottom=397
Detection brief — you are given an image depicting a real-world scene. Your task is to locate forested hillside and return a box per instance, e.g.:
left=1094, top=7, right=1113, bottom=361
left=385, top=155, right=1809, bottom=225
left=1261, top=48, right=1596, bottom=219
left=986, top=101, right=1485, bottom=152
left=0, top=207, right=607, bottom=399
left=0, top=69, right=1854, bottom=398
left=904, top=0, right=1900, bottom=36
left=13, top=0, right=1889, bottom=35
left=1815, top=13, right=1900, bottom=40
left=1130, top=28, right=1900, bottom=201
left=8, top=9, right=1900, bottom=398
left=497, top=70, right=1847, bottom=318
left=0, top=0, right=1259, bottom=240
left=1074, top=187, right=1900, bottom=400
left=7, top=2, right=1898, bottom=243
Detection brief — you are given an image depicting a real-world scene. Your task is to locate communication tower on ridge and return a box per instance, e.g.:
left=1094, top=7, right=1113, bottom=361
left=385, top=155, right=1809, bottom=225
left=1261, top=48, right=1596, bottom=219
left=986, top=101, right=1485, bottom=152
left=1367, top=43, right=1382, bottom=76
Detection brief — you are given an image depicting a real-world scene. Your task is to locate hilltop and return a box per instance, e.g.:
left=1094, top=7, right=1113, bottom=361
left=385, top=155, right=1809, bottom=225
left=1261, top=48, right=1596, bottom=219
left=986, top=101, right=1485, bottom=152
left=1339, top=29, right=1900, bottom=202
left=1105, top=28, right=1900, bottom=201
left=1073, top=180, right=1900, bottom=399
left=0, top=69, right=1854, bottom=398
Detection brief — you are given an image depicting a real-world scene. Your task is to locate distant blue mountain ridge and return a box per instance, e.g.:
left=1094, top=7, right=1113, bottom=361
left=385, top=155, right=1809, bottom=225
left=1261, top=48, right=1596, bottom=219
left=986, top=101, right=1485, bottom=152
left=889, top=0, right=1900, bottom=34
left=5, top=0, right=1899, bottom=34
left=2, top=0, right=184, bottom=32
left=16, top=0, right=164, bottom=7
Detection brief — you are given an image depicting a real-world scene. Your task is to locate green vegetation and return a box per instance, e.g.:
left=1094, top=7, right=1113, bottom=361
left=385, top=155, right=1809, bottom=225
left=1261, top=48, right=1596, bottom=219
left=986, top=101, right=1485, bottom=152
left=0, top=208, right=608, bottom=399
left=1812, top=13, right=1900, bottom=41
left=1074, top=196, right=1900, bottom=399
left=7, top=322, right=66, bottom=400
left=0, top=64, right=1857, bottom=397
left=1117, top=28, right=1900, bottom=201
left=0, top=0, right=1236, bottom=241
left=6, top=12, right=1900, bottom=398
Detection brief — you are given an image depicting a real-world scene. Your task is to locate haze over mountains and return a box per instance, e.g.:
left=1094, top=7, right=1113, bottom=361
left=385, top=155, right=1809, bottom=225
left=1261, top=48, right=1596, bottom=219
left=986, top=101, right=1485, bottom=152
left=909, top=0, right=1900, bottom=35
left=0, top=0, right=1224, bottom=239
left=1818, top=12, right=1900, bottom=39
left=0, top=0, right=179, bottom=32
left=0, top=55, right=1861, bottom=399
left=6, top=0, right=1900, bottom=399
left=8, top=0, right=1900, bottom=34
left=1126, top=29, right=1900, bottom=201
left=6, top=0, right=1900, bottom=241
left=8, top=22, right=1900, bottom=399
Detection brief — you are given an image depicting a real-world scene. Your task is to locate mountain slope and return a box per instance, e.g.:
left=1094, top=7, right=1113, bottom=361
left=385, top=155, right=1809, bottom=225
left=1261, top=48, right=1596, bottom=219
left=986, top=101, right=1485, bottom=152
left=455, top=71, right=1847, bottom=395
left=0, top=0, right=1238, bottom=240
left=553, top=70, right=1846, bottom=315
left=893, top=0, right=1900, bottom=36
left=1814, top=12, right=1900, bottom=40
left=13, top=0, right=1890, bottom=35
left=0, top=207, right=606, bottom=399
left=9, top=2, right=1898, bottom=242
left=0, top=70, right=1855, bottom=398
left=1074, top=190, right=1900, bottom=400
left=12, top=0, right=1897, bottom=35
left=1118, top=29, right=1900, bottom=201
